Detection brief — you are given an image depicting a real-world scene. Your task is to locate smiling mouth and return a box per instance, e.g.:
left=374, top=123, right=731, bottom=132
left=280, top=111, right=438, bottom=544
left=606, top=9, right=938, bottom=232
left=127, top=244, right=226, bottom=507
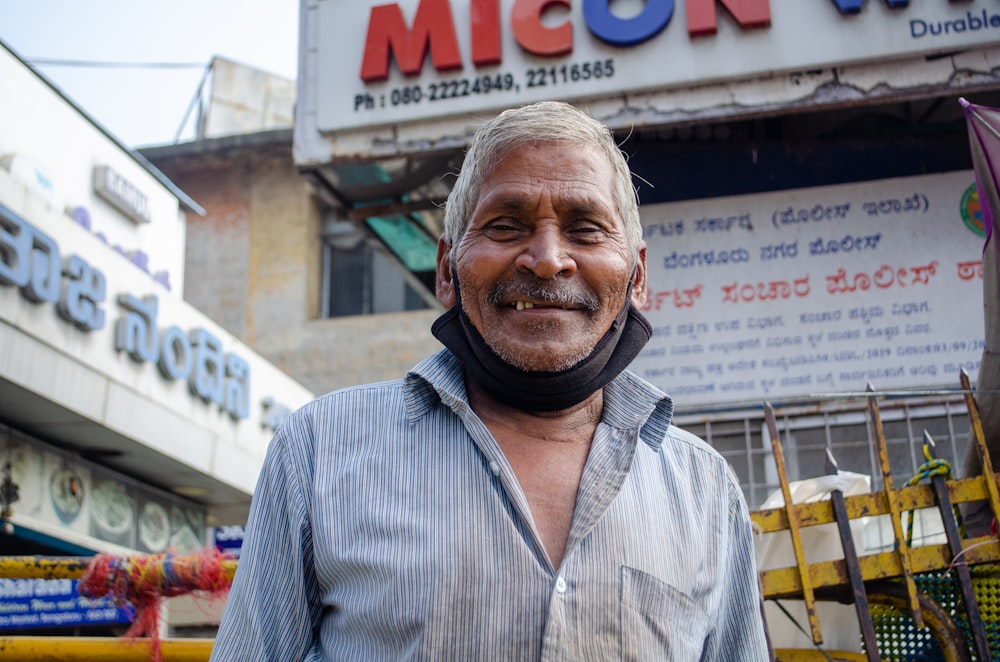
left=487, top=280, right=601, bottom=313
left=513, top=301, right=578, bottom=311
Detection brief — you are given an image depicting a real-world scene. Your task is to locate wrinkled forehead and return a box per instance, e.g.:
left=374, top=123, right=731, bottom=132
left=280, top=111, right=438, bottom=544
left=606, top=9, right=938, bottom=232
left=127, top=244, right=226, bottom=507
left=480, top=139, right=613, bottom=186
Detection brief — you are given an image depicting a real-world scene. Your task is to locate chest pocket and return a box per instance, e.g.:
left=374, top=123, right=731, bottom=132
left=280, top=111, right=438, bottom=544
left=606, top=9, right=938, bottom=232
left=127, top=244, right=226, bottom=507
left=620, top=566, right=709, bottom=661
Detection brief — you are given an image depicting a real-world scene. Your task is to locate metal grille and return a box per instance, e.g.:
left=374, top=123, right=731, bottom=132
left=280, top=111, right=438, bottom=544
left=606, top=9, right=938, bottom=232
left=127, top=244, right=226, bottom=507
left=870, top=569, right=1000, bottom=660
left=674, top=394, right=972, bottom=512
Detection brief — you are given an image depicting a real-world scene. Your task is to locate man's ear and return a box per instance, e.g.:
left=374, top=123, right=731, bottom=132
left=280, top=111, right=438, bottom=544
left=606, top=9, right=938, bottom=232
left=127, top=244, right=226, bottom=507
left=630, top=245, right=648, bottom=309
left=435, top=237, right=456, bottom=308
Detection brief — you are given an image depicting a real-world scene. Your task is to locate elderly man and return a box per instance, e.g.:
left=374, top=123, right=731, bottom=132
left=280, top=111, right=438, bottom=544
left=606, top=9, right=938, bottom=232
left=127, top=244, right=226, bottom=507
left=210, top=101, right=768, bottom=660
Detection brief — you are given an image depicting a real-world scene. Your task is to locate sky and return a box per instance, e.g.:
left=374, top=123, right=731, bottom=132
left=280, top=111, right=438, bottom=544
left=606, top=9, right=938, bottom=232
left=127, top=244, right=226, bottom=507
left=0, top=1, right=300, bottom=148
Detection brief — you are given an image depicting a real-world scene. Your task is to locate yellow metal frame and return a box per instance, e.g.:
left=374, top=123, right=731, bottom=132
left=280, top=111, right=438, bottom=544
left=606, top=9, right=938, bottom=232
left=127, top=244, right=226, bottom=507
left=773, top=651, right=870, bottom=662
left=0, top=636, right=212, bottom=661
left=0, top=556, right=237, bottom=582
left=758, top=374, right=1000, bottom=661
left=753, top=474, right=1000, bottom=600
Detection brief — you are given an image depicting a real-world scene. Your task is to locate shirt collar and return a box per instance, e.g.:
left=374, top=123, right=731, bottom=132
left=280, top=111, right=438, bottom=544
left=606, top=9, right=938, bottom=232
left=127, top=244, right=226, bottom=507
left=404, top=349, right=470, bottom=419
left=404, top=349, right=673, bottom=450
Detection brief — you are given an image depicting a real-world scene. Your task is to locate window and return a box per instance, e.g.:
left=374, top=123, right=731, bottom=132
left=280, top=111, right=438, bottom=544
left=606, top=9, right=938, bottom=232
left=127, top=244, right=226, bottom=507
left=322, top=219, right=430, bottom=317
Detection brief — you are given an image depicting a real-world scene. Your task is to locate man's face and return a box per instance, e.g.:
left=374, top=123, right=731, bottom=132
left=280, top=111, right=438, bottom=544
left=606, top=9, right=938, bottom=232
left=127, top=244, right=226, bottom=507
left=436, top=141, right=647, bottom=373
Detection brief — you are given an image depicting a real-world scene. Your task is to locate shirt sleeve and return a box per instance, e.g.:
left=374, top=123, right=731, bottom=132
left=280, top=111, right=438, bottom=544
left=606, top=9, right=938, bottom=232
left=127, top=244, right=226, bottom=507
left=210, top=423, right=323, bottom=661
left=704, top=468, right=771, bottom=661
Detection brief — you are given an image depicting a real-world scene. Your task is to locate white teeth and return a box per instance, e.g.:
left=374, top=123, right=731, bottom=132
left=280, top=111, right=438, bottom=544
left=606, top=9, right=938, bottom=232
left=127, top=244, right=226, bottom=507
left=515, top=301, right=534, bottom=310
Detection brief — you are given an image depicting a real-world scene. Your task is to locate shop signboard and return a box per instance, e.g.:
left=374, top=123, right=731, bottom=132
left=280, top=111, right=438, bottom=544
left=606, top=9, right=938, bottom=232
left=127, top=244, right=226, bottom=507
left=0, top=194, right=306, bottom=432
left=212, top=525, right=245, bottom=559
left=308, top=0, right=1000, bottom=133
left=0, top=579, right=131, bottom=630
left=634, top=169, right=986, bottom=407
left=0, top=153, right=314, bottom=501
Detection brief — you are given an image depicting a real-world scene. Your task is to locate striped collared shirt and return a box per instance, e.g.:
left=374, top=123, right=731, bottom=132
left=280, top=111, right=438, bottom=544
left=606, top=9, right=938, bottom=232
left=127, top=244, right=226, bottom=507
left=210, top=349, right=768, bottom=661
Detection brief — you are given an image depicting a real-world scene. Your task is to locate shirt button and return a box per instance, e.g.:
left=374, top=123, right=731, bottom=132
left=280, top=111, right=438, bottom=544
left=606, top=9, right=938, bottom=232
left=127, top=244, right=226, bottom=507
left=555, top=576, right=567, bottom=594
left=488, top=461, right=500, bottom=477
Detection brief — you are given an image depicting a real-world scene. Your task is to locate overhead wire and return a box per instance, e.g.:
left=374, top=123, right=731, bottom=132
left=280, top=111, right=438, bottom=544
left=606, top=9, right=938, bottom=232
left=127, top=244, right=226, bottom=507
left=22, top=55, right=215, bottom=144
left=23, top=57, right=205, bottom=69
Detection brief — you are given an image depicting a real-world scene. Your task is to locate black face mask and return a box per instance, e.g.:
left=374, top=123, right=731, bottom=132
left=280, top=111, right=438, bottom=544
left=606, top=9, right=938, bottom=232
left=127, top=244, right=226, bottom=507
left=431, top=271, right=652, bottom=412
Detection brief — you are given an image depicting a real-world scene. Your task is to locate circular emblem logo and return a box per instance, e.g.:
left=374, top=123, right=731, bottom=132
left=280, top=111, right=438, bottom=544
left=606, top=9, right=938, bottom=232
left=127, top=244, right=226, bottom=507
left=960, top=182, right=987, bottom=238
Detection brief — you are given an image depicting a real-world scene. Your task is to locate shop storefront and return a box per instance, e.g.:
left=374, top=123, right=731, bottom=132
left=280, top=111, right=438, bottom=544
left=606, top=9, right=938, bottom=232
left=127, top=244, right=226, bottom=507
left=0, top=41, right=313, bottom=633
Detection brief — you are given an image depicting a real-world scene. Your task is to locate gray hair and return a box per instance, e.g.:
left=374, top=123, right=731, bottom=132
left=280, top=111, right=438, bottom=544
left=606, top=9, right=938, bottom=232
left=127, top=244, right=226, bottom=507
left=443, top=101, right=642, bottom=262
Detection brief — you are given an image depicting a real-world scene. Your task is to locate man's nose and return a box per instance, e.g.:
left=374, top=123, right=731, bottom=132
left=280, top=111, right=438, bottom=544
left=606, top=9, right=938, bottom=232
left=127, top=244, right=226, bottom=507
left=515, top=226, right=576, bottom=279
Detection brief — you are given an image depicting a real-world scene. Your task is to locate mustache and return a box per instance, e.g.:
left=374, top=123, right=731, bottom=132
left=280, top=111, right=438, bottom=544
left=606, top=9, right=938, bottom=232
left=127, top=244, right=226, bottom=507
left=485, top=277, right=601, bottom=312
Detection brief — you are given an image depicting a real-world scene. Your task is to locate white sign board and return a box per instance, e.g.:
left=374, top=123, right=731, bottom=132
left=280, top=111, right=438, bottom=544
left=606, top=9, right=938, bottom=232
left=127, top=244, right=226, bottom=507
left=312, top=0, right=1000, bottom=132
left=0, top=169, right=315, bottom=494
left=635, top=170, right=986, bottom=407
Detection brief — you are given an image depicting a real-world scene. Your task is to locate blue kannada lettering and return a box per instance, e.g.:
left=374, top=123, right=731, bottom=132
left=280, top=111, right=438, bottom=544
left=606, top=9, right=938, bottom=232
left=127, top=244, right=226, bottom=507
left=58, top=255, right=107, bottom=331
left=643, top=221, right=683, bottom=238
left=0, top=207, right=264, bottom=422
left=809, top=233, right=881, bottom=256
left=771, top=203, right=850, bottom=230
left=115, top=296, right=252, bottom=420
left=759, top=240, right=798, bottom=261
left=861, top=193, right=927, bottom=216
left=663, top=247, right=750, bottom=269
left=0, top=208, right=110, bottom=333
left=0, top=212, right=60, bottom=304
left=694, top=214, right=752, bottom=233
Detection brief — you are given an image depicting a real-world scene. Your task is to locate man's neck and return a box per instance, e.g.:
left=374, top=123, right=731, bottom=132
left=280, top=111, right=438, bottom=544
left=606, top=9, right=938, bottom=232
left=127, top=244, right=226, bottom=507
left=464, top=373, right=604, bottom=443
left=464, top=372, right=603, bottom=568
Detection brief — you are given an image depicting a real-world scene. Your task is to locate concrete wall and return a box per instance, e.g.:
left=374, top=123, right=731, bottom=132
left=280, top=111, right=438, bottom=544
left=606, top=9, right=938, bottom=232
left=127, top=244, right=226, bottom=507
left=296, top=310, right=442, bottom=396
left=182, top=165, right=251, bottom=339
left=146, top=136, right=443, bottom=397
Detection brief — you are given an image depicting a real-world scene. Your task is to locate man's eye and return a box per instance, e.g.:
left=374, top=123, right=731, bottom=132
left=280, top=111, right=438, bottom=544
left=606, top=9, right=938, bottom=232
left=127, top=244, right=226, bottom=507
left=484, top=221, right=522, bottom=236
left=570, top=224, right=604, bottom=239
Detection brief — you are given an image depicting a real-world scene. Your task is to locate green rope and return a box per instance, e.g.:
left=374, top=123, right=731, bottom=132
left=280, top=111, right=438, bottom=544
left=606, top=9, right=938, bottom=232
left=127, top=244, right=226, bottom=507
left=903, top=445, right=965, bottom=547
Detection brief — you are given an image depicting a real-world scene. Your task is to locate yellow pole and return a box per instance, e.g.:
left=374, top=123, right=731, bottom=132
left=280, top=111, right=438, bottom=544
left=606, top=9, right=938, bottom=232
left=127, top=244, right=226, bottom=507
left=0, top=556, right=237, bottom=582
left=866, top=385, right=924, bottom=629
left=0, top=636, right=213, bottom=661
left=764, top=402, right=823, bottom=645
left=0, top=556, right=91, bottom=580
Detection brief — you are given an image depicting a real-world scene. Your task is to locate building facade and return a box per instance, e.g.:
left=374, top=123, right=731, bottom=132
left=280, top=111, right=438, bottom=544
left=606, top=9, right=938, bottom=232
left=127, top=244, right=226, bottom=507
left=0, top=41, right=314, bottom=634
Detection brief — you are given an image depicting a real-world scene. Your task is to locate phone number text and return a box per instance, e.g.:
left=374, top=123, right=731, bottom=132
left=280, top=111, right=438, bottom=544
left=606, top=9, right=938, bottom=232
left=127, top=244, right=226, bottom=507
left=352, top=59, right=616, bottom=111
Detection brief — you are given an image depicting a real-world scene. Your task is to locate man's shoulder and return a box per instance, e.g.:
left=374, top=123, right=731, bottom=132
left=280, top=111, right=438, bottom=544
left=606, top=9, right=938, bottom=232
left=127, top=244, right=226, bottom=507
left=659, top=424, right=744, bottom=498
left=663, top=425, right=717, bottom=457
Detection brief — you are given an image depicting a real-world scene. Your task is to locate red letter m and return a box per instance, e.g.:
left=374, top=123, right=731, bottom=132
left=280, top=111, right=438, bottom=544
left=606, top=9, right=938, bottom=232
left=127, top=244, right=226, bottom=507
left=361, top=0, right=463, bottom=82
left=686, top=0, right=770, bottom=37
